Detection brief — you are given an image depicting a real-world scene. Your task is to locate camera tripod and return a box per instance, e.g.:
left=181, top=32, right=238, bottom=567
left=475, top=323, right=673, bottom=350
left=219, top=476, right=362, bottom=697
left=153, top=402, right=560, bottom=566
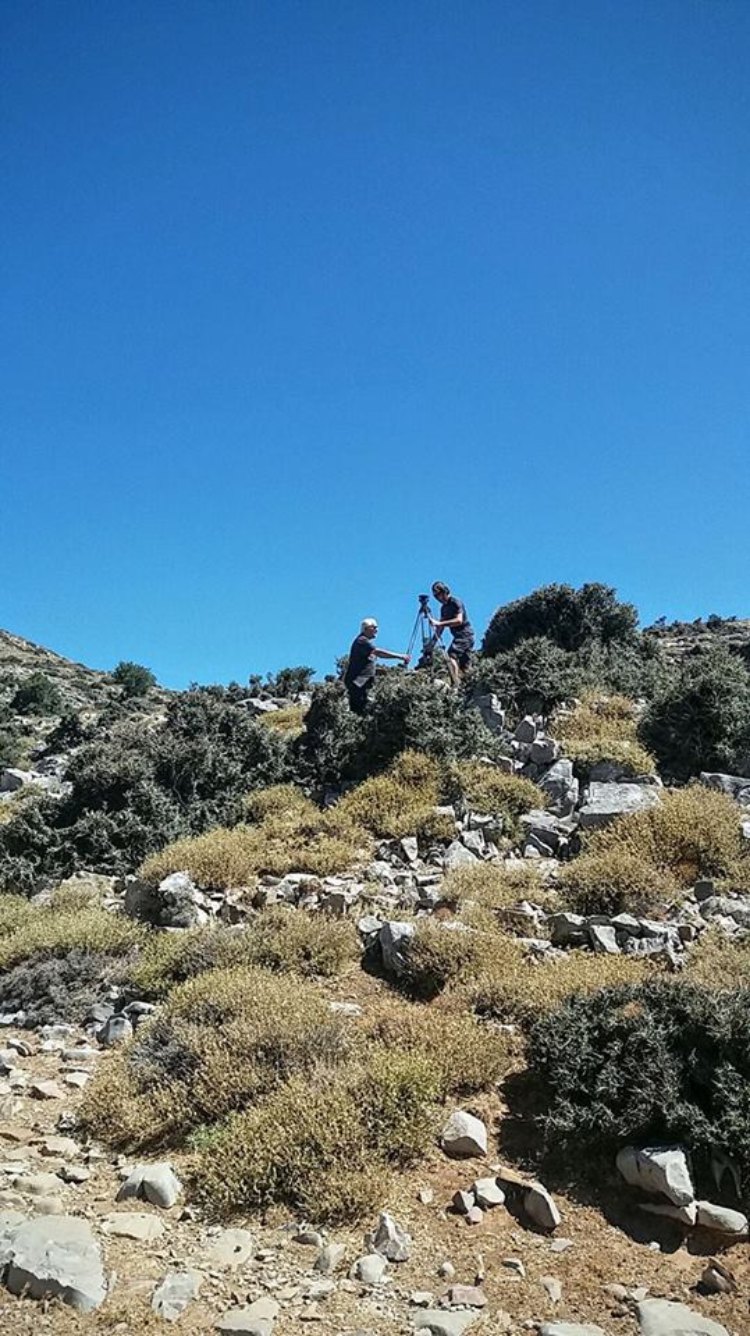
left=405, top=594, right=443, bottom=670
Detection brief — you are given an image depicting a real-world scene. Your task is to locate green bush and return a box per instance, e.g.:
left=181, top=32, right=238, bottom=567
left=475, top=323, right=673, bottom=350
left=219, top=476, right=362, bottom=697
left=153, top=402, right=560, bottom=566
left=10, top=672, right=63, bottom=717
left=482, top=583, right=639, bottom=656
left=472, top=637, right=581, bottom=714
left=528, top=979, right=750, bottom=1192
left=640, top=644, right=750, bottom=780
left=112, top=661, right=157, bottom=698
left=360, top=672, right=500, bottom=775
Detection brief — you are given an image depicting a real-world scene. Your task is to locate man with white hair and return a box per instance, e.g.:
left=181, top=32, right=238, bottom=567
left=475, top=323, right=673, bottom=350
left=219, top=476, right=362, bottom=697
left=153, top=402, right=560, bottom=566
left=344, top=618, right=410, bottom=715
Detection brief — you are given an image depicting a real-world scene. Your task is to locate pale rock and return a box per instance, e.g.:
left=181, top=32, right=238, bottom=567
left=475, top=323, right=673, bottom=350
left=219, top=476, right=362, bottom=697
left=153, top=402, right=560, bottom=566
left=370, top=1210, right=411, bottom=1261
left=441, top=1110, right=487, bottom=1159
left=640, top=1201, right=697, bottom=1226
left=353, top=1252, right=388, bottom=1284
left=152, top=1270, right=200, bottom=1321
left=525, top=1181, right=561, bottom=1230
left=5, top=1214, right=107, bottom=1312
left=215, top=1297, right=280, bottom=1335
left=117, top=1161, right=183, bottom=1209
left=446, top=1284, right=487, bottom=1307
left=472, top=1176, right=505, bottom=1209
left=541, top=1326, right=607, bottom=1336
left=452, top=1189, right=474, bottom=1215
left=695, top=1200, right=748, bottom=1235
left=30, top=1080, right=65, bottom=1101
left=413, top=1312, right=478, bottom=1336
left=102, top=1212, right=165, bottom=1242
left=314, top=1241, right=346, bottom=1274
left=14, top=1172, right=62, bottom=1197
left=637, top=1298, right=730, bottom=1336
left=616, top=1145, right=694, bottom=1206
left=541, top=1275, right=563, bottom=1303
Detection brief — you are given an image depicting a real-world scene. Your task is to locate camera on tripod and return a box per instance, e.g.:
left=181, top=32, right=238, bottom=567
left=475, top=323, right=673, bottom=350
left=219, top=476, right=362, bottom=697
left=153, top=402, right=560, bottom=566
left=418, top=593, right=430, bottom=610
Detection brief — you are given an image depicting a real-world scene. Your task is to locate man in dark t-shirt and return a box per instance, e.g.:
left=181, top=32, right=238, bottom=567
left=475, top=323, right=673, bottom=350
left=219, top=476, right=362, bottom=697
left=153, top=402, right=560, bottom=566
left=343, top=618, right=410, bottom=714
left=428, top=581, right=475, bottom=685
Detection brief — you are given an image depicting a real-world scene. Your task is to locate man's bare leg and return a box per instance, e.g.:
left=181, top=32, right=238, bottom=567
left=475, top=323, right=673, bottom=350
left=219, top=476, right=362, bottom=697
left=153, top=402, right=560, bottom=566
left=447, top=655, right=460, bottom=687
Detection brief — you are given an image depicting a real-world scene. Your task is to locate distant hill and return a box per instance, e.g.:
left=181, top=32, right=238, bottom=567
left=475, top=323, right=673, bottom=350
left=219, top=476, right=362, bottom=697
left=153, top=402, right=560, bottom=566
left=0, top=628, right=122, bottom=714
left=644, top=615, right=750, bottom=665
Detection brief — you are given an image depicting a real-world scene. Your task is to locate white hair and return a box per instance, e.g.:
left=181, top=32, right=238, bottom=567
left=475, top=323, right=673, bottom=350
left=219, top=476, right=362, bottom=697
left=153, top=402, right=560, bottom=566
left=361, top=617, right=378, bottom=632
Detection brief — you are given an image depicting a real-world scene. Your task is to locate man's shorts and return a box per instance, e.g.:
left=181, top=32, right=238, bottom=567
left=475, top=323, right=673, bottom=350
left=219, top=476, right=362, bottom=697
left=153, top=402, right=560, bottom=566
left=448, top=640, right=474, bottom=670
left=347, top=682, right=370, bottom=715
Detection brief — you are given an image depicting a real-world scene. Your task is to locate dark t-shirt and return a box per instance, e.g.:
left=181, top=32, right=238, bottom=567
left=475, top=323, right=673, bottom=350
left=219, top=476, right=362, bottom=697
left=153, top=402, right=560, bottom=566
left=345, top=634, right=376, bottom=686
left=441, top=597, right=475, bottom=649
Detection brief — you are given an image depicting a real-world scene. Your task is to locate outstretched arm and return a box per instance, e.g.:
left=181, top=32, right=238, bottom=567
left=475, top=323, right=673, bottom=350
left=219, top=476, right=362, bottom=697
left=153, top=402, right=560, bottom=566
left=429, top=611, right=464, bottom=630
left=374, top=646, right=410, bottom=663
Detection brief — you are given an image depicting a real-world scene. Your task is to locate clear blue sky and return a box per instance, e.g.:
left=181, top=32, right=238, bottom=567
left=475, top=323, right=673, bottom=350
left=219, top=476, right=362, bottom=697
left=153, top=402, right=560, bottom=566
left=2, top=1, right=749, bottom=687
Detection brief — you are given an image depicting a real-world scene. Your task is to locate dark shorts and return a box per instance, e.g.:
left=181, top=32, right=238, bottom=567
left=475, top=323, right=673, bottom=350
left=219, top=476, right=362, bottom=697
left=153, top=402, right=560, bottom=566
left=347, top=681, right=371, bottom=715
left=448, top=639, right=474, bottom=669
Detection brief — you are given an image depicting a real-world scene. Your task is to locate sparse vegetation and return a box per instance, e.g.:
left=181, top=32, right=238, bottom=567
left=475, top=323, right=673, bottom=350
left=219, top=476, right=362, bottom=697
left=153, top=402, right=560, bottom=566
left=553, top=693, right=656, bottom=778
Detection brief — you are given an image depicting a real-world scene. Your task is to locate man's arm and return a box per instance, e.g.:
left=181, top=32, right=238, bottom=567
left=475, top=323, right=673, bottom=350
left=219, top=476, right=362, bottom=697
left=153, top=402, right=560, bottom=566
left=374, top=646, right=410, bottom=663
left=429, top=611, right=464, bottom=630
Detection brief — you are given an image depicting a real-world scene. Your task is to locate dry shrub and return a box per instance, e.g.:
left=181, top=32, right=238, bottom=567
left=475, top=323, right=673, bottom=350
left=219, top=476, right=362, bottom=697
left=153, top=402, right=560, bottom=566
left=686, top=931, right=750, bottom=990
left=0, top=894, right=35, bottom=939
left=258, top=705, right=307, bottom=736
left=586, top=786, right=748, bottom=888
left=467, top=936, right=654, bottom=1029
left=244, top=784, right=313, bottom=823
left=0, top=905, right=144, bottom=971
left=334, top=751, right=442, bottom=839
left=130, top=912, right=358, bottom=998
left=404, top=921, right=495, bottom=999
left=191, top=1048, right=441, bottom=1224
left=441, top=861, right=560, bottom=916
left=559, top=847, right=677, bottom=917
left=362, top=993, right=513, bottom=1097
left=553, top=692, right=656, bottom=777
left=140, top=818, right=367, bottom=888
left=81, top=966, right=349, bottom=1149
left=448, top=762, right=545, bottom=825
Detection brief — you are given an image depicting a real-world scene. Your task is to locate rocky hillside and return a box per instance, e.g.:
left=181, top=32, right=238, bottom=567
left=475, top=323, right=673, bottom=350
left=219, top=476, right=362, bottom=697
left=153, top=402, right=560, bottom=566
left=645, top=615, right=750, bottom=666
left=0, top=585, right=749, bottom=1336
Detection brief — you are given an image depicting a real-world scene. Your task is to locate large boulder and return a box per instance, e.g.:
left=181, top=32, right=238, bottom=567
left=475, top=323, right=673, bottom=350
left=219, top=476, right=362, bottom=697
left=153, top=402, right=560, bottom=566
left=519, top=809, right=577, bottom=855
left=579, top=782, right=660, bottom=830
left=124, top=872, right=208, bottom=928
left=637, top=1298, right=729, bottom=1336
left=471, top=694, right=507, bottom=735
left=379, top=921, right=415, bottom=978
left=4, top=1215, right=107, bottom=1312
left=117, top=1162, right=183, bottom=1209
left=616, top=1145, right=694, bottom=1206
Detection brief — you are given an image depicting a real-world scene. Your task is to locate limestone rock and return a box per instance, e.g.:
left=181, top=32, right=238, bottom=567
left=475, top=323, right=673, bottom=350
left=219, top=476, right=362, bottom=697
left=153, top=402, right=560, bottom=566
left=525, top=1181, right=561, bottom=1230
left=379, top=920, right=415, bottom=977
left=117, top=1162, right=183, bottom=1209
left=695, top=1200, right=748, bottom=1235
left=579, top=781, right=659, bottom=829
left=413, top=1311, right=478, bottom=1336
left=215, top=1297, right=280, bottom=1335
left=102, top=1211, right=165, bottom=1241
left=637, top=1298, right=730, bottom=1336
left=472, top=1176, right=505, bottom=1209
left=5, top=1215, right=107, bottom=1313
left=370, top=1210, right=411, bottom=1261
left=353, top=1252, right=388, bottom=1284
left=206, top=1227, right=255, bottom=1269
left=152, top=1270, right=200, bottom=1321
left=540, top=1326, right=607, bottom=1336
left=616, top=1145, right=694, bottom=1206
left=441, top=1110, right=487, bottom=1159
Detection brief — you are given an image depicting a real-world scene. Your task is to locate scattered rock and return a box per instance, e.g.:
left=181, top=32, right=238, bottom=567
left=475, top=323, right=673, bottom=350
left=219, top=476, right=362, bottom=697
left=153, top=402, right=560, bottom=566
left=695, top=1200, right=748, bottom=1235
left=97, top=1015, right=133, bottom=1048
left=5, top=1214, right=107, bottom=1312
left=215, top=1297, right=280, bottom=1335
left=441, top=1110, right=487, bottom=1159
left=636, top=1298, right=730, bottom=1336
left=206, top=1227, right=255, bottom=1269
left=540, top=1326, right=607, bottom=1336
left=525, top=1181, right=562, bottom=1231
left=102, top=1211, right=165, bottom=1241
left=29, top=1080, right=65, bottom=1101
left=616, top=1145, right=694, bottom=1206
left=579, top=781, right=660, bottom=829
left=472, top=1176, right=505, bottom=1209
left=369, top=1211, right=411, bottom=1261
left=152, top=1270, right=200, bottom=1321
left=315, top=1241, right=346, bottom=1274
left=117, top=1162, right=183, bottom=1209
left=353, top=1252, right=388, bottom=1284
left=446, top=1284, right=487, bottom=1307
left=541, top=1275, right=562, bottom=1303
left=700, top=1259, right=736, bottom=1295
left=379, top=921, right=416, bottom=977
left=413, top=1312, right=478, bottom=1336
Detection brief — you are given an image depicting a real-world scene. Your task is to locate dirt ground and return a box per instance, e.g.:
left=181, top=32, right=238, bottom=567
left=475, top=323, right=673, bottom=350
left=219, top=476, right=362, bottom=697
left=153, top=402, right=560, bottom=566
left=0, top=969, right=749, bottom=1335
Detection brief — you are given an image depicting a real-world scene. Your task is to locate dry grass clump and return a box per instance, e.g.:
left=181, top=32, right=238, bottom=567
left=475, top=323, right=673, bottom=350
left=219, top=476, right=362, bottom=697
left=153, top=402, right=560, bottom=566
left=404, top=921, right=496, bottom=999
left=586, top=786, right=748, bottom=888
left=81, top=966, right=349, bottom=1149
left=553, top=693, right=656, bottom=777
left=191, top=1049, right=441, bottom=1224
left=334, top=751, right=442, bottom=839
left=448, top=762, right=545, bottom=827
left=560, top=847, right=677, bottom=917
left=685, top=931, right=750, bottom=990
left=257, top=705, right=307, bottom=736
left=362, top=993, right=513, bottom=1097
left=0, top=894, right=36, bottom=939
left=467, top=936, right=654, bottom=1029
left=0, top=904, right=144, bottom=971
left=129, top=913, right=359, bottom=999
left=441, top=861, right=560, bottom=919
